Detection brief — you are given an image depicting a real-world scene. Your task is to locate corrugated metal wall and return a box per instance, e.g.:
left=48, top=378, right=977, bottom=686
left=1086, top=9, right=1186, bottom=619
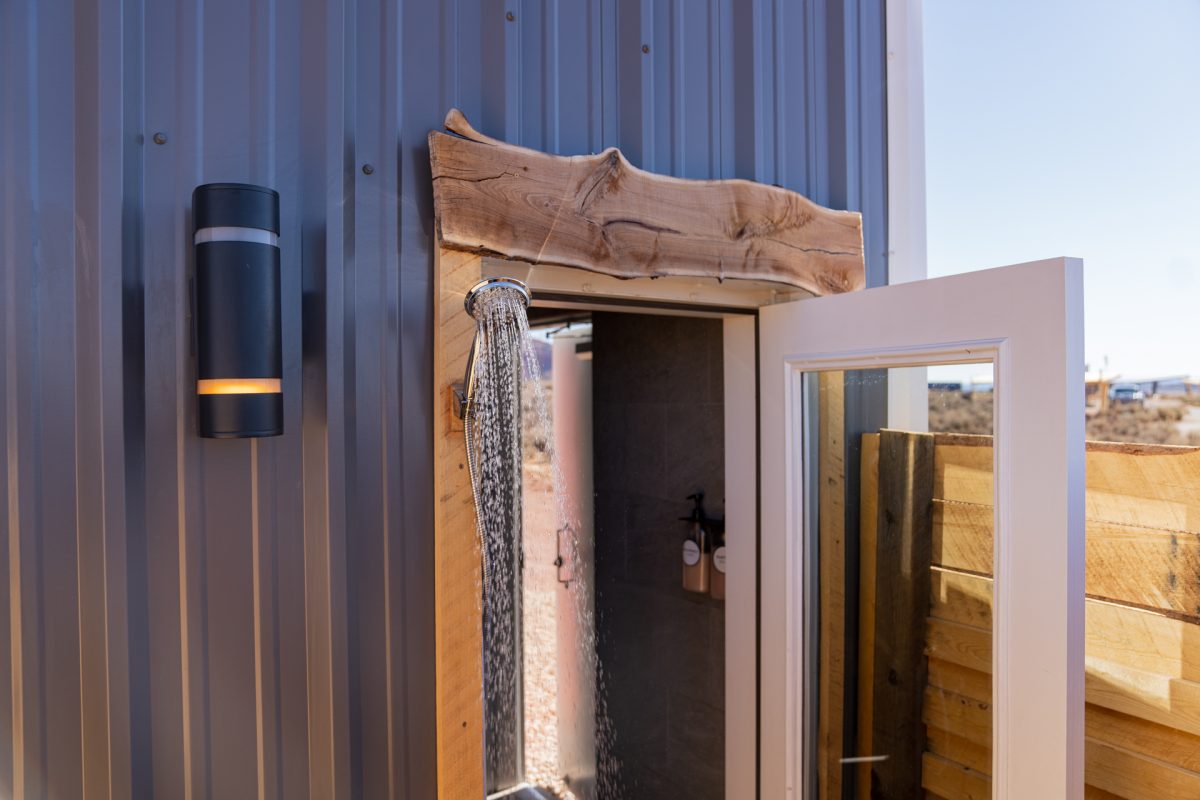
left=0, top=0, right=886, bottom=797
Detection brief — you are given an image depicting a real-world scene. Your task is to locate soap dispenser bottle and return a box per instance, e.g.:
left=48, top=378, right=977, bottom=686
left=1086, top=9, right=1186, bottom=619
left=681, top=492, right=711, bottom=593
left=709, top=516, right=727, bottom=600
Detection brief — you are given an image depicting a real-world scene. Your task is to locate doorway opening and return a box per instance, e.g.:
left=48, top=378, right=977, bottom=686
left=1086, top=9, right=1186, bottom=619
left=510, top=310, right=730, bottom=800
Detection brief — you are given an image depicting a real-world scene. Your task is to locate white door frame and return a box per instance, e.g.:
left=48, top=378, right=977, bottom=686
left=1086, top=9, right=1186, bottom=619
left=724, top=316, right=759, bottom=799
left=758, top=258, right=1085, bottom=798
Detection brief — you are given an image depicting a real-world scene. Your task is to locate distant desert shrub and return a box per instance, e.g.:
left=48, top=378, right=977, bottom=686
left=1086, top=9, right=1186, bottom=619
left=522, top=379, right=553, bottom=463
left=1086, top=403, right=1200, bottom=446
left=928, top=390, right=1200, bottom=446
left=928, top=390, right=993, bottom=435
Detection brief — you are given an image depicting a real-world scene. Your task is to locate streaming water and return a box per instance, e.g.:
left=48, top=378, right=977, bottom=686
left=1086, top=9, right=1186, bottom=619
left=466, top=287, right=622, bottom=799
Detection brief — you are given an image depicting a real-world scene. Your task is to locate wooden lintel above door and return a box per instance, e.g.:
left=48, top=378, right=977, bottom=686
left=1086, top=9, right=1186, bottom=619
left=429, top=108, right=866, bottom=296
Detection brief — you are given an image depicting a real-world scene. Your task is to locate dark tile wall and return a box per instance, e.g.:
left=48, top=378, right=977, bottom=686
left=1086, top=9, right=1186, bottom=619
left=592, top=313, right=726, bottom=800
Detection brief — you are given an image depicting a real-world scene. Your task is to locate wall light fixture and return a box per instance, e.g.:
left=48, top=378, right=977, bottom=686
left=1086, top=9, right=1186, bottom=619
left=193, top=182, right=282, bottom=438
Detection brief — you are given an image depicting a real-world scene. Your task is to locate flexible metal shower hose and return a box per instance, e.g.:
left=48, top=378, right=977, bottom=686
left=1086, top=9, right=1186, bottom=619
left=463, top=392, right=491, bottom=602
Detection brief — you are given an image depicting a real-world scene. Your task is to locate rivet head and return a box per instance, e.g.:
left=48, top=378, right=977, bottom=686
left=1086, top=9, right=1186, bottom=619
left=506, top=10, right=515, bottom=21
left=152, top=132, right=168, bottom=145
left=642, top=44, right=650, bottom=54
left=362, top=163, right=374, bottom=175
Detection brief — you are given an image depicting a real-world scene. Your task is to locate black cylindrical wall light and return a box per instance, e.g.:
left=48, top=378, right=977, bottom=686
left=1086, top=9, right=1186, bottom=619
left=193, top=183, right=283, bottom=438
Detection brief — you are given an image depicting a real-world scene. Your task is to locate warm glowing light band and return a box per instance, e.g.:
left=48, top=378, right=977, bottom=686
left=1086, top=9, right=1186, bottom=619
left=197, top=378, right=282, bottom=395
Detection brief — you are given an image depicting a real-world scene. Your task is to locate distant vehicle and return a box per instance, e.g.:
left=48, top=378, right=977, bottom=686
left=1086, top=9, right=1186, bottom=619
left=1109, top=384, right=1146, bottom=405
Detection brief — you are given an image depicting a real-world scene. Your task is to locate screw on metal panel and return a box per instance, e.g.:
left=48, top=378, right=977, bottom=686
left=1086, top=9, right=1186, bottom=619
left=506, top=10, right=515, bottom=21
left=362, top=164, right=374, bottom=175
left=642, top=44, right=650, bottom=54
left=152, top=132, right=167, bottom=145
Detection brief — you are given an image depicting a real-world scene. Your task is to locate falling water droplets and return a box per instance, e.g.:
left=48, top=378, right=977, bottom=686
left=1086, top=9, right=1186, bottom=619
left=468, top=288, right=624, bottom=799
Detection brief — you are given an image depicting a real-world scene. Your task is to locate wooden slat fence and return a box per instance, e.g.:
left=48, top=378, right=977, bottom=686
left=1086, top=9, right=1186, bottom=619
left=856, top=432, right=1200, bottom=800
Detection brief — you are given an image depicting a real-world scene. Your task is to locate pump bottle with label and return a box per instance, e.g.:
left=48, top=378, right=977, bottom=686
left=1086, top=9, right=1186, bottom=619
left=681, top=492, right=711, bottom=593
left=709, top=516, right=727, bottom=600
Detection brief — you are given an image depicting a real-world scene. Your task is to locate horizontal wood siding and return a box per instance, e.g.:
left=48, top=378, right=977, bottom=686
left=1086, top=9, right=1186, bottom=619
left=859, top=433, right=1200, bottom=799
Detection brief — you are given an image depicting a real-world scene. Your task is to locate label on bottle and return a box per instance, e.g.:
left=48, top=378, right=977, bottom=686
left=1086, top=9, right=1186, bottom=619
left=682, top=540, right=700, bottom=566
left=713, top=546, right=726, bottom=573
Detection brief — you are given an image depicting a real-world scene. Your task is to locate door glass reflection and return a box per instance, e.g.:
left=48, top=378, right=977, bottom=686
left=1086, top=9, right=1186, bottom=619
left=809, top=365, right=995, bottom=799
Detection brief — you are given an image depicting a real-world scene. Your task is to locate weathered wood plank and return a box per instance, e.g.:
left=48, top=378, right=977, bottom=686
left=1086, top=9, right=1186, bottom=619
left=931, top=611, right=1200, bottom=742
left=927, top=658, right=990, bottom=705
left=1085, top=738, right=1200, bottom=800
left=933, top=435, right=1200, bottom=528
left=921, top=752, right=989, bottom=800
left=918, top=481, right=1200, bottom=794
left=1083, top=785, right=1126, bottom=800
left=923, top=699, right=1200, bottom=797
left=929, top=570, right=1200, bottom=684
left=1086, top=523, right=1200, bottom=620
left=1085, top=659, right=1200, bottom=738
left=930, top=436, right=1200, bottom=619
left=1087, top=598, right=1200, bottom=680
left=929, top=568, right=992, bottom=630
left=934, top=501, right=1200, bottom=619
left=925, top=727, right=991, bottom=775
left=429, top=109, right=866, bottom=295
left=867, top=430, right=935, bottom=799
left=818, top=372, right=846, bottom=800
left=931, top=442, right=992, bottom=506
left=926, top=618, right=990, bottom=675
left=923, top=686, right=990, bottom=749
left=434, top=247, right=485, bottom=799
left=1085, top=444, right=1200, bottom=530
left=1087, top=705, right=1200, bottom=774
left=931, top=501, right=991, bottom=575
left=855, top=433, right=880, bottom=800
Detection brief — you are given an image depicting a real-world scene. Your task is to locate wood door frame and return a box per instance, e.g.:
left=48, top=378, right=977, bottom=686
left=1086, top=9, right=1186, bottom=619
left=435, top=251, right=764, bottom=799
left=758, top=258, right=1086, bottom=799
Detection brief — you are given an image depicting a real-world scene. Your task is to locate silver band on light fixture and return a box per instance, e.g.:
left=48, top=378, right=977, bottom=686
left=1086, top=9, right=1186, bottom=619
left=194, top=226, right=280, bottom=247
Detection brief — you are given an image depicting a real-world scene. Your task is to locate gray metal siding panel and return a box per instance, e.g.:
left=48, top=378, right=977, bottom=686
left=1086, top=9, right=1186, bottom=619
left=0, top=0, right=886, bottom=797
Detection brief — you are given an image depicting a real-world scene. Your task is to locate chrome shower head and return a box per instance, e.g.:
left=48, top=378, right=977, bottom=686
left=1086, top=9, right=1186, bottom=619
left=464, top=277, right=531, bottom=318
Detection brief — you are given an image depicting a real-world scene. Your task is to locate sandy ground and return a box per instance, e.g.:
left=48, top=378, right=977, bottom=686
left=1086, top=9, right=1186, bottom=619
left=522, top=461, right=574, bottom=799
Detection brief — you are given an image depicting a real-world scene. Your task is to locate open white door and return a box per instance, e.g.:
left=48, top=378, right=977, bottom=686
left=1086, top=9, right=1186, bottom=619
left=758, top=258, right=1085, bottom=799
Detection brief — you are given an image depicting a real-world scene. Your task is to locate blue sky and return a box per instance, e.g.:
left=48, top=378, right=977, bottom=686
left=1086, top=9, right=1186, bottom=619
left=924, top=0, right=1200, bottom=379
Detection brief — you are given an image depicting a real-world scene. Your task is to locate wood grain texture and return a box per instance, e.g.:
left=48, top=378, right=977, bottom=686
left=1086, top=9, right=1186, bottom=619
left=1086, top=705, right=1200, bottom=774
left=429, top=109, right=866, bottom=295
left=921, top=564, right=1200, bottom=794
left=921, top=752, right=989, bottom=800
left=866, top=430, right=935, bottom=799
left=926, top=618, right=990, bottom=675
left=916, top=437, right=1200, bottom=797
left=923, top=686, right=990, bottom=748
left=1084, top=738, right=1200, bottom=800
left=434, top=247, right=485, bottom=800
left=854, top=434, right=880, bottom=800
left=818, top=372, right=846, bottom=800
left=929, top=568, right=992, bottom=630
left=1085, top=659, right=1200, bottom=738
left=931, top=436, right=1200, bottom=620
left=925, top=727, right=991, bottom=775
left=927, top=658, right=990, bottom=706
